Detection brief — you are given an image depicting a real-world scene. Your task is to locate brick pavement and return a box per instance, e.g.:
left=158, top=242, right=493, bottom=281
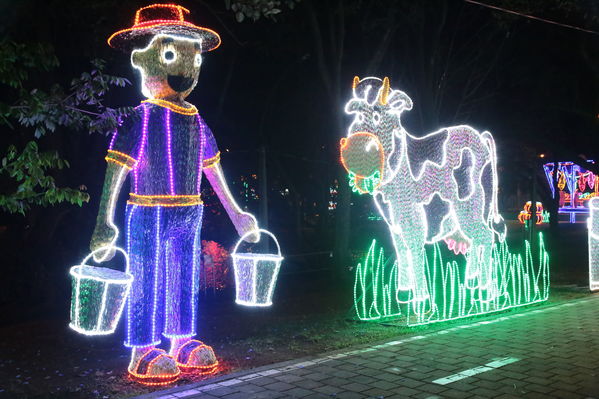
left=137, top=295, right=599, bottom=399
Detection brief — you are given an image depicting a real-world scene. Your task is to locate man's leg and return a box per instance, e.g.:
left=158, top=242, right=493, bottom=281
left=125, top=205, right=179, bottom=382
left=164, top=206, right=217, bottom=371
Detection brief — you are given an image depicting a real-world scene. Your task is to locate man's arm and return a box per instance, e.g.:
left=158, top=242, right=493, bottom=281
left=90, top=161, right=130, bottom=261
left=204, top=162, right=259, bottom=242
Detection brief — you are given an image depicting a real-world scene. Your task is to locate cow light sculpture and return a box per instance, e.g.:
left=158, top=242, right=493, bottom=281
left=341, top=77, right=549, bottom=324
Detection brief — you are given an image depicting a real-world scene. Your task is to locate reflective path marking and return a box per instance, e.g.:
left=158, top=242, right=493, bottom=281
left=432, top=357, right=520, bottom=385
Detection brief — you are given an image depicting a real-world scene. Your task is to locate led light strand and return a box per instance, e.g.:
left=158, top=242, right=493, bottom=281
left=196, top=114, right=206, bottom=193
left=190, top=208, right=202, bottom=334
left=151, top=206, right=161, bottom=343
left=589, top=198, right=599, bottom=291
left=127, top=194, right=202, bottom=207
left=165, top=109, right=176, bottom=195
left=203, top=152, right=220, bottom=169
left=126, top=204, right=137, bottom=346
left=109, top=128, right=119, bottom=150
left=143, top=98, right=198, bottom=115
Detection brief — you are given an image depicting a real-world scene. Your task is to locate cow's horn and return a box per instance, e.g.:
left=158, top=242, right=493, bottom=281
left=352, top=76, right=360, bottom=89
left=380, top=77, right=390, bottom=105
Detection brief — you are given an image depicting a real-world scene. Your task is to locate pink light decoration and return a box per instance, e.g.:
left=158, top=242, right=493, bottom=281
left=165, top=109, right=176, bottom=195
left=196, top=115, right=206, bottom=193
left=133, top=104, right=151, bottom=193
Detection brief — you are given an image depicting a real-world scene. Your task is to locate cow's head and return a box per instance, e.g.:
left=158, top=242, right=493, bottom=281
left=340, top=76, right=412, bottom=194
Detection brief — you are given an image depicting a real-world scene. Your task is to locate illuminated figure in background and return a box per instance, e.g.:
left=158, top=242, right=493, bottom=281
left=90, top=4, right=257, bottom=384
left=518, top=201, right=545, bottom=225
left=340, top=77, right=506, bottom=319
left=543, top=161, right=598, bottom=223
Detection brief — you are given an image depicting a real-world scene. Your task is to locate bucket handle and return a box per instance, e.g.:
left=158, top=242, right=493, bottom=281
left=80, top=246, right=130, bottom=272
left=233, top=229, right=282, bottom=258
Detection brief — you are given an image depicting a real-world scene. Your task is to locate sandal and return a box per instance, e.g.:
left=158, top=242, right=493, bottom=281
left=128, top=348, right=180, bottom=385
left=174, top=340, right=219, bottom=372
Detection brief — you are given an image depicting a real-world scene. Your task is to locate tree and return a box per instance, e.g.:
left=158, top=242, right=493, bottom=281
left=0, top=41, right=131, bottom=215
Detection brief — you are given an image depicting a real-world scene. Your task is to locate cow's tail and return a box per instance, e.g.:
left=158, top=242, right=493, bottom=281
left=482, top=131, right=506, bottom=242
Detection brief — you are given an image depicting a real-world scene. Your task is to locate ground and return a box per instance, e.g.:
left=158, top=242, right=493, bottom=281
left=139, top=293, right=599, bottom=399
left=0, top=221, right=592, bottom=398
left=0, top=286, right=588, bottom=399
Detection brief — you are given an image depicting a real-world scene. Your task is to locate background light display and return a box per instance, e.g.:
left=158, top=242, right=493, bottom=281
left=341, top=77, right=549, bottom=324
left=544, top=161, right=598, bottom=223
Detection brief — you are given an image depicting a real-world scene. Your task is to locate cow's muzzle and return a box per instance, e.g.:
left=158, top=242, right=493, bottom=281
left=340, top=132, right=384, bottom=194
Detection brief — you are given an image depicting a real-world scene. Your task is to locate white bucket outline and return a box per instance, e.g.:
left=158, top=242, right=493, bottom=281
left=69, top=246, right=133, bottom=335
left=232, top=229, right=283, bottom=306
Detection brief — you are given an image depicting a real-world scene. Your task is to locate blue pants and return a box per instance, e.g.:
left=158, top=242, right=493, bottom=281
left=124, top=204, right=203, bottom=347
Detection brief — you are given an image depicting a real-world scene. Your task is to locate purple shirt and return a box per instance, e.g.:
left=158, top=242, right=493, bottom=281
left=106, top=102, right=219, bottom=197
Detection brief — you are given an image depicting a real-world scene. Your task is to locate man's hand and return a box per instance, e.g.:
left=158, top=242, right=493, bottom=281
left=234, top=212, right=259, bottom=243
left=90, top=222, right=119, bottom=262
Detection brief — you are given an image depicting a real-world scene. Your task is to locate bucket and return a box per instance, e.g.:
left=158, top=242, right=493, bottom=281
left=69, top=247, right=133, bottom=335
left=232, top=229, right=283, bottom=307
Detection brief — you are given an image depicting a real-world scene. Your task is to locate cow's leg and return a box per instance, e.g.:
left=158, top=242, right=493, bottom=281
left=390, top=230, right=413, bottom=291
left=391, top=221, right=430, bottom=321
left=465, top=227, right=496, bottom=302
left=474, top=229, right=496, bottom=300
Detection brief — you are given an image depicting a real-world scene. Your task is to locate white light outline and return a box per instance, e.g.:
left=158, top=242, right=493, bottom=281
left=70, top=246, right=133, bottom=335
left=232, top=229, right=283, bottom=307
left=589, top=198, right=599, bottom=291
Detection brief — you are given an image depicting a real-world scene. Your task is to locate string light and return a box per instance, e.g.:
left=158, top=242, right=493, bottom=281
left=589, top=198, right=599, bottom=291
left=142, top=98, right=198, bottom=115
left=232, top=229, right=283, bottom=307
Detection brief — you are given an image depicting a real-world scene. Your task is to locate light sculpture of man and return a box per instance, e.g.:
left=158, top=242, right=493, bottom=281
left=90, top=4, right=257, bottom=384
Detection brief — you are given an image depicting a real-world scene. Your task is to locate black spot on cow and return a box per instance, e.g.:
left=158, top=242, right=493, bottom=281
left=453, top=149, right=474, bottom=200
left=423, top=193, right=451, bottom=241
left=405, top=130, right=448, bottom=179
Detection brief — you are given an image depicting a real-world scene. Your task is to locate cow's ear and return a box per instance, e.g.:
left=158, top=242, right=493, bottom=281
left=344, top=99, right=362, bottom=115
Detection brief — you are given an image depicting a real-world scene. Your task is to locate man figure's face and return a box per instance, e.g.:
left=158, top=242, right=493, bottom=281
left=131, top=34, right=203, bottom=101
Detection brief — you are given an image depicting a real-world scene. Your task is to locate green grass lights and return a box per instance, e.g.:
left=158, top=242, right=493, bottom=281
left=354, top=234, right=549, bottom=325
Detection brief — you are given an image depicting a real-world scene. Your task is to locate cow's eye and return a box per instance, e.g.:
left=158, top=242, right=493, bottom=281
left=161, top=45, right=177, bottom=64
left=357, top=113, right=365, bottom=123
left=373, top=111, right=381, bottom=124
left=194, top=53, right=202, bottom=68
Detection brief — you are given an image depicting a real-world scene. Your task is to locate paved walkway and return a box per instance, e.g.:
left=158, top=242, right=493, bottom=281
left=138, top=295, right=599, bottom=399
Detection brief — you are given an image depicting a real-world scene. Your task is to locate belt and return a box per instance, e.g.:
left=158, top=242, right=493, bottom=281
left=127, top=194, right=203, bottom=207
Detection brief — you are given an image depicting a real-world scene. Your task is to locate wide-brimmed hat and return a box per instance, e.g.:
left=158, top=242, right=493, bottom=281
left=107, top=4, right=221, bottom=52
